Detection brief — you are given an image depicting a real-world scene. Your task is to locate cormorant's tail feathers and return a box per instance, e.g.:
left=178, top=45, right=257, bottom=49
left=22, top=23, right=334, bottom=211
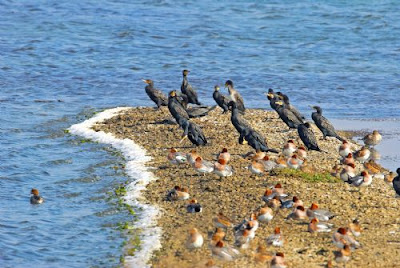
left=317, top=147, right=329, bottom=154
left=335, top=135, right=345, bottom=142
left=267, top=148, right=280, bottom=154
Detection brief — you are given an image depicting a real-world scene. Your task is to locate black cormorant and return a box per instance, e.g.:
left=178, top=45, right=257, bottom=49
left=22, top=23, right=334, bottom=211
left=311, top=106, right=343, bottom=141
left=181, top=70, right=201, bottom=105
left=142, top=79, right=168, bottom=109
left=393, top=168, right=400, bottom=196
left=180, top=119, right=207, bottom=146
left=168, top=90, right=189, bottom=126
left=176, top=92, right=189, bottom=109
left=225, top=80, right=245, bottom=113
left=297, top=122, right=325, bottom=152
left=213, top=85, right=230, bottom=113
left=278, top=93, right=305, bottom=122
left=228, top=101, right=251, bottom=135
left=239, top=127, right=279, bottom=153
left=175, top=91, right=216, bottom=118
left=275, top=101, right=303, bottom=129
left=266, top=88, right=280, bottom=112
left=186, top=105, right=216, bottom=118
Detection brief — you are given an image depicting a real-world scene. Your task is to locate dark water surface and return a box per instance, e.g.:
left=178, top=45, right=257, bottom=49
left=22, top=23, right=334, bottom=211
left=1, top=1, right=399, bottom=267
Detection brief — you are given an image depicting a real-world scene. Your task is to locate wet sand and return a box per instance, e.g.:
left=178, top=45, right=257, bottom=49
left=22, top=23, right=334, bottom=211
left=93, top=107, right=400, bottom=268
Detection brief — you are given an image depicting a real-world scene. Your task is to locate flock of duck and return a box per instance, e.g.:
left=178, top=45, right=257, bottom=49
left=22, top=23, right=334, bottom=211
left=143, top=70, right=400, bottom=267
left=29, top=69, right=400, bottom=267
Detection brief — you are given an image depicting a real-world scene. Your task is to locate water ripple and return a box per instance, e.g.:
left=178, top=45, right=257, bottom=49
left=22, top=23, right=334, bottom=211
left=1, top=0, right=400, bottom=267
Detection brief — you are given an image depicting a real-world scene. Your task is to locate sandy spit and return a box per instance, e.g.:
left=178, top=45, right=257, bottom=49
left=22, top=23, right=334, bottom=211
left=93, top=107, right=400, bottom=268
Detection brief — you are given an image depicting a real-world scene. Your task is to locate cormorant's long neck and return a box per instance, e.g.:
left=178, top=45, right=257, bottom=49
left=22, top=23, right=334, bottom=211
left=227, top=85, right=234, bottom=94
left=231, top=106, right=238, bottom=118
left=182, top=75, right=188, bottom=86
left=180, top=94, right=188, bottom=108
left=174, top=97, right=183, bottom=107
left=169, top=96, right=178, bottom=105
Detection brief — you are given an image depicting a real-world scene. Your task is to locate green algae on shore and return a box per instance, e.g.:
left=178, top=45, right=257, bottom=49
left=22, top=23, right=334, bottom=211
left=271, top=168, right=341, bottom=183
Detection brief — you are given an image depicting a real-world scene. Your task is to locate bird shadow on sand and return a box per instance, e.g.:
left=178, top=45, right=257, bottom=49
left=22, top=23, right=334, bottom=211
left=198, top=177, right=217, bottom=184
left=171, top=145, right=202, bottom=149
left=292, top=222, right=310, bottom=226
left=151, top=118, right=177, bottom=125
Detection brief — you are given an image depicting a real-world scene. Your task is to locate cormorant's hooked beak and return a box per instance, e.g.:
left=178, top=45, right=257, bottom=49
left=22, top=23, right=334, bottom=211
left=309, top=105, right=316, bottom=110
left=180, top=135, right=188, bottom=144
left=142, top=79, right=147, bottom=83
left=266, top=93, right=274, bottom=98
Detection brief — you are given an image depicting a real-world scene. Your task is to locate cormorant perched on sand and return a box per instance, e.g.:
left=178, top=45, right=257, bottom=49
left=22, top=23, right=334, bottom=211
left=175, top=92, right=189, bottom=108
left=142, top=79, right=168, bottom=109
left=393, top=168, right=400, bottom=196
left=168, top=90, right=214, bottom=121
left=239, top=127, right=279, bottom=153
left=311, top=106, right=344, bottom=141
left=225, top=80, right=245, bottom=113
left=297, top=122, right=325, bottom=152
left=175, top=91, right=216, bottom=118
left=275, top=101, right=303, bottom=129
left=181, top=70, right=201, bottom=105
left=228, top=101, right=251, bottom=136
left=187, top=105, right=216, bottom=118
left=278, top=93, right=305, bottom=122
left=213, top=85, right=230, bottom=113
left=180, top=119, right=207, bottom=146
left=168, top=90, right=189, bottom=126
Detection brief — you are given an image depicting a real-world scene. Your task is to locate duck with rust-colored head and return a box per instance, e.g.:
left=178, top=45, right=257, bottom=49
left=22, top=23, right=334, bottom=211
left=186, top=228, right=203, bottom=249
left=308, top=218, right=333, bottom=233
left=30, top=188, right=44, bottom=204
left=266, top=227, right=284, bottom=247
left=213, top=158, right=233, bottom=177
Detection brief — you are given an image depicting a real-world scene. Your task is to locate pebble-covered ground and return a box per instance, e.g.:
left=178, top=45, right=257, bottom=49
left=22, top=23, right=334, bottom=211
left=94, top=107, right=400, bottom=268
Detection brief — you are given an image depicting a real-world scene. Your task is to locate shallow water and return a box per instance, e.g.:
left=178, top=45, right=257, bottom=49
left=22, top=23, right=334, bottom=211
left=332, top=119, right=400, bottom=171
left=1, top=1, right=399, bottom=267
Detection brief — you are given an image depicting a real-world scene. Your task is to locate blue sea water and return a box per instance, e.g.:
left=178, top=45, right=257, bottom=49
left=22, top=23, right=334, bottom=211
left=0, top=1, right=399, bottom=267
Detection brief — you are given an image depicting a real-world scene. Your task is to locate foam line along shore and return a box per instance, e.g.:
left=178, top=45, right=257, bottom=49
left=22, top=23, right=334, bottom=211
left=69, top=107, right=161, bottom=268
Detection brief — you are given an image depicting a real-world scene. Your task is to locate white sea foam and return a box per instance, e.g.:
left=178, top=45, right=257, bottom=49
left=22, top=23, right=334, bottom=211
left=69, top=107, right=161, bottom=268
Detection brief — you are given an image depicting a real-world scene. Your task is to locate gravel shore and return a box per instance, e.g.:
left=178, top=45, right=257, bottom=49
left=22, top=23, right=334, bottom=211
left=93, top=107, right=399, bottom=268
